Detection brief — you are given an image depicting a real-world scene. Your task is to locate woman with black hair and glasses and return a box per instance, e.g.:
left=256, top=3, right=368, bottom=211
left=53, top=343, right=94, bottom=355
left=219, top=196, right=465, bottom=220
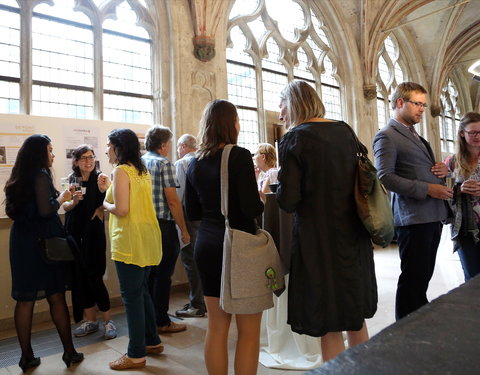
left=100, top=128, right=163, bottom=371
left=63, top=144, right=117, bottom=340
left=5, top=134, right=83, bottom=372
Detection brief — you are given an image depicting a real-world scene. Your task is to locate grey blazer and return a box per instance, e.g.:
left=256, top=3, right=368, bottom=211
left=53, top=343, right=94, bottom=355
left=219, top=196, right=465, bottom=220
left=373, top=119, right=449, bottom=226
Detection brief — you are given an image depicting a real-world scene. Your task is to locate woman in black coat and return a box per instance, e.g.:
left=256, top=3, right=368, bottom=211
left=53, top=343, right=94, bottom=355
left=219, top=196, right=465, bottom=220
left=277, top=81, right=377, bottom=362
left=5, top=134, right=84, bottom=372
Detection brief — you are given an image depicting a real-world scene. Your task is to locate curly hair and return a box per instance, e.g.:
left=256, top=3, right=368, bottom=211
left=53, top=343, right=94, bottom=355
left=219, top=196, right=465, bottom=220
left=70, top=144, right=99, bottom=177
left=107, top=128, right=146, bottom=175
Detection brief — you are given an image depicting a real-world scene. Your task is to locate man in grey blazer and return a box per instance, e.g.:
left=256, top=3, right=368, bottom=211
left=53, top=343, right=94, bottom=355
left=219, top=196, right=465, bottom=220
left=373, top=82, right=452, bottom=320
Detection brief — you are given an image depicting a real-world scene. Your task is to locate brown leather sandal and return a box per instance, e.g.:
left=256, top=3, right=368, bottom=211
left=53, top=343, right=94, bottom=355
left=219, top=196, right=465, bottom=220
left=146, top=344, right=164, bottom=355
left=109, top=355, right=146, bottom=370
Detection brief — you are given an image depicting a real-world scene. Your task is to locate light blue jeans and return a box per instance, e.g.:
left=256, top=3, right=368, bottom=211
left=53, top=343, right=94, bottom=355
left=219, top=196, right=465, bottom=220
left=115, top=261, right=161, bottom=358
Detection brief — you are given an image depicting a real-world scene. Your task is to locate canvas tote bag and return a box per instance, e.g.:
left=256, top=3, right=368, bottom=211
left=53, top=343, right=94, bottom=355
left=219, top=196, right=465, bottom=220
left=219, top=145, right=284, bottom=314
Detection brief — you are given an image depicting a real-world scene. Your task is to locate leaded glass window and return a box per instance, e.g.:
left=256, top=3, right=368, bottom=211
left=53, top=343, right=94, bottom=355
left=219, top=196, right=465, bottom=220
left=440, top=79, right=462, bottom=154
left=0, top=0, right=20, bottom=113
left=0, top=0, right=155, bottom=124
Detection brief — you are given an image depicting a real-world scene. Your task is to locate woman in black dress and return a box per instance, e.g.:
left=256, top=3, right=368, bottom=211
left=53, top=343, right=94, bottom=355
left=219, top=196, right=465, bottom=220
left=5, top=134, right=84, bottom=372
left=185, top=100, right=264, bottom=375
left=277, top=81, right=377, bottom=361
left=63, top=145, right=116, bottom=340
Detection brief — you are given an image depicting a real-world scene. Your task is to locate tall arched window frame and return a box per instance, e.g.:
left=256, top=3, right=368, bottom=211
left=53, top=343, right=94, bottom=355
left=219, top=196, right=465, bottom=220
left=440, top=79, right=462, bottom=154
left=227, top=0, right=342, bottom=152
left=376, top=35, right=408, bottom=129
left=0, top=0, right=157, bottom=124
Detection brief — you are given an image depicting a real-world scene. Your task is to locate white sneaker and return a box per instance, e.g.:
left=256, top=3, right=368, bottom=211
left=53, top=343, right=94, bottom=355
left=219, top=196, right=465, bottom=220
left=104, top=320, right=117, bottom=340
left=73, top=320, right=99, bottom=337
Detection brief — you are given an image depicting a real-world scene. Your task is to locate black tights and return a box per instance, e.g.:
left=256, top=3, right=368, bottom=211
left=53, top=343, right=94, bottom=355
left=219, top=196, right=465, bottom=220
left=15, top=292, right=75, bottom=359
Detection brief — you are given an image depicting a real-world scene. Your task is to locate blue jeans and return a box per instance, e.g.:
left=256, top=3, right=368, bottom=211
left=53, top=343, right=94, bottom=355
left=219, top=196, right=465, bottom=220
left=115, top=261, right=161, bottom=358
left=149, top=220, right=180, bottom=326
left=456, top=236, right=480, bottom=281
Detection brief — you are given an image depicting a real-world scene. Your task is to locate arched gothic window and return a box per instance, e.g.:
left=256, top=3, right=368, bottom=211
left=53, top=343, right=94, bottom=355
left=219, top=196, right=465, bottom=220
left=227, top=0, right=342, bottom=152
left=0, top=0, right=20, bottom=113
left=440, top=79, right=462, bottom=154
left=376, top=35, right=408, bottom=129
left=0, top=0, right=155, bottom=124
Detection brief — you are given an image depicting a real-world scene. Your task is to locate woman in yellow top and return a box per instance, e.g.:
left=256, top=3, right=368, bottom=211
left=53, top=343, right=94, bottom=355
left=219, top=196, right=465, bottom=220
left=99, top=128, right=163, bottom=371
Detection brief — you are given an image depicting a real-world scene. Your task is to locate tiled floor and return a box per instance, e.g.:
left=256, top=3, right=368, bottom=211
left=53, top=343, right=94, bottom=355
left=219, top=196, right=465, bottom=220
left=0, top=229, right=466, bottom=374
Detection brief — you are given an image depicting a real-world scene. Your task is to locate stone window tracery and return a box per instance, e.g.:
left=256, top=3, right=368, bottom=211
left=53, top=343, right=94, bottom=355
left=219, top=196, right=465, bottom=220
left=440, top=79, right=461, bottom=154
left=376, top=35, right=408, bottom=129
left=227, top=0, right=342, bottom=152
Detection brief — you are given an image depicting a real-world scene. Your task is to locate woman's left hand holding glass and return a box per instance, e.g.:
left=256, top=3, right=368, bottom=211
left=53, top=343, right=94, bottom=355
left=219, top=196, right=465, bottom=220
left=460, top=180, right=480, bottom=196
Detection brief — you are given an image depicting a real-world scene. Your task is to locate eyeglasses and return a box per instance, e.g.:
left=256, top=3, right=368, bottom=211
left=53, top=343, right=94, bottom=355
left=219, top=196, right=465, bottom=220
left=464, top=130, right=480, bottom=137
left=404, top=99, right=428, bottom=108
left=79, top=155, right=96, bottom=161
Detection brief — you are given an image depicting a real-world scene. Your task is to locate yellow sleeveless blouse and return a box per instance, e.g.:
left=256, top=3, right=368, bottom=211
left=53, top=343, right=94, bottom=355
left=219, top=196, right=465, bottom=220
left=106, top=164, right=162, bottom=267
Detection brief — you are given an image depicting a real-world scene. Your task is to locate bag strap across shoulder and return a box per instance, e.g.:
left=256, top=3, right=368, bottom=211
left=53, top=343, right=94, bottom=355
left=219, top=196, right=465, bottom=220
left=220, top=144, right=234, bottom=223
left=342, top=122, right=368, bottom=158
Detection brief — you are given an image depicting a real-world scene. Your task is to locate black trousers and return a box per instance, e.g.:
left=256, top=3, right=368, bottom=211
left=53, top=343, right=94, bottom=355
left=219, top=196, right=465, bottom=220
left=395, top=222, right=442, bottom=320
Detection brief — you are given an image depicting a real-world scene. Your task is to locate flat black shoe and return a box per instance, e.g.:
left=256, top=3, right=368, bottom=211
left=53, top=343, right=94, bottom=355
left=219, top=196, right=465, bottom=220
left=62, top=351, right=84, bottom=368
left=19, top=356, right=41, bottom=373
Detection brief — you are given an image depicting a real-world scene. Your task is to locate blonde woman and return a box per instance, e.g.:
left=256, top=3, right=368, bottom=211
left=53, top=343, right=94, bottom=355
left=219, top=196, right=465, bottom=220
left=445, top=112, right=480, bottom=281
left=277, top=80, right=377, bottom=361
left=253, top=143, right=278, bottom=194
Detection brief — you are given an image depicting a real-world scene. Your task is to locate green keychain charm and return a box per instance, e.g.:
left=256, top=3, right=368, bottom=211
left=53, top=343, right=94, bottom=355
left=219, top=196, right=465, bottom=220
left=265, top=267, right=279, bottom=290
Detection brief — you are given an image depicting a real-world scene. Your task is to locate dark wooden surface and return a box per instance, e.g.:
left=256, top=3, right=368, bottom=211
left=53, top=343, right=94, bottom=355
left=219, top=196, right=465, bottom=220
left=304, top=275, right=480, bottom=374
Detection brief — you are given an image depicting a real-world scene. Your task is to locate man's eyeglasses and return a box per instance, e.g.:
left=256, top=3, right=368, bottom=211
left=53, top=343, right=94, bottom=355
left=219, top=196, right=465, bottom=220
left=79, top=155, right=96, bottom=161
left=404, top=99, right=428, bottom=108
left=464, top=130, right=480, bottom=137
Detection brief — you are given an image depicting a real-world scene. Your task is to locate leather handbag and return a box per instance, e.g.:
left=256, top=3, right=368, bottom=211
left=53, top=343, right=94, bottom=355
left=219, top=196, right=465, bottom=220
left=219, top=144, right=284, bottom=314
left=39, top=235, right=77, bottom=264
left=346, top=125, right=395, bottom=247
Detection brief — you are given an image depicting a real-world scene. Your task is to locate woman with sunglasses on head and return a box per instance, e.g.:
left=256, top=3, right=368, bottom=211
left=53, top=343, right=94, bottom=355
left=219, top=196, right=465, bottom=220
left=5, top=134, right=83, bottom=372
left=445, top=112, right=480, bottom=281
left=63, top=144, right=117, bottom=340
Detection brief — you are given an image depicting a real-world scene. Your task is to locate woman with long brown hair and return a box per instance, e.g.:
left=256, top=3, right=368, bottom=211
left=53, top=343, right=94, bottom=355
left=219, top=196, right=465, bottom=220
left=185, top=99, right=264, bottom=375
left=5, top=134, right=83, bottom=372
left=445, top=112, right=480, bottom=281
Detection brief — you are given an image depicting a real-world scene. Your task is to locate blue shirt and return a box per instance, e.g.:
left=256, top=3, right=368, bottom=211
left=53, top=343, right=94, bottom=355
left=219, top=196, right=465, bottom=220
left=142, top=151, right=178, bottom=220
left=174, top=151, right=195, bottom=205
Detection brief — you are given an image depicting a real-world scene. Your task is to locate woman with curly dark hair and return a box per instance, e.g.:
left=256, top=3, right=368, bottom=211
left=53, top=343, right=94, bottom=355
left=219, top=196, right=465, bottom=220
left=100, top=128, right=163, bottom=370
left=5, top=134, right=83, bottom=372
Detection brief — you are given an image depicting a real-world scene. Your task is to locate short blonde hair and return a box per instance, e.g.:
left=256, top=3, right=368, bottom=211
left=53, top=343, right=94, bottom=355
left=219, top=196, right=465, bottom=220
left=279, top=80, right=325, bottom=127
left=255, top=143, right=276, bottom=168
left=391, top=82, right=427, bottom=110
